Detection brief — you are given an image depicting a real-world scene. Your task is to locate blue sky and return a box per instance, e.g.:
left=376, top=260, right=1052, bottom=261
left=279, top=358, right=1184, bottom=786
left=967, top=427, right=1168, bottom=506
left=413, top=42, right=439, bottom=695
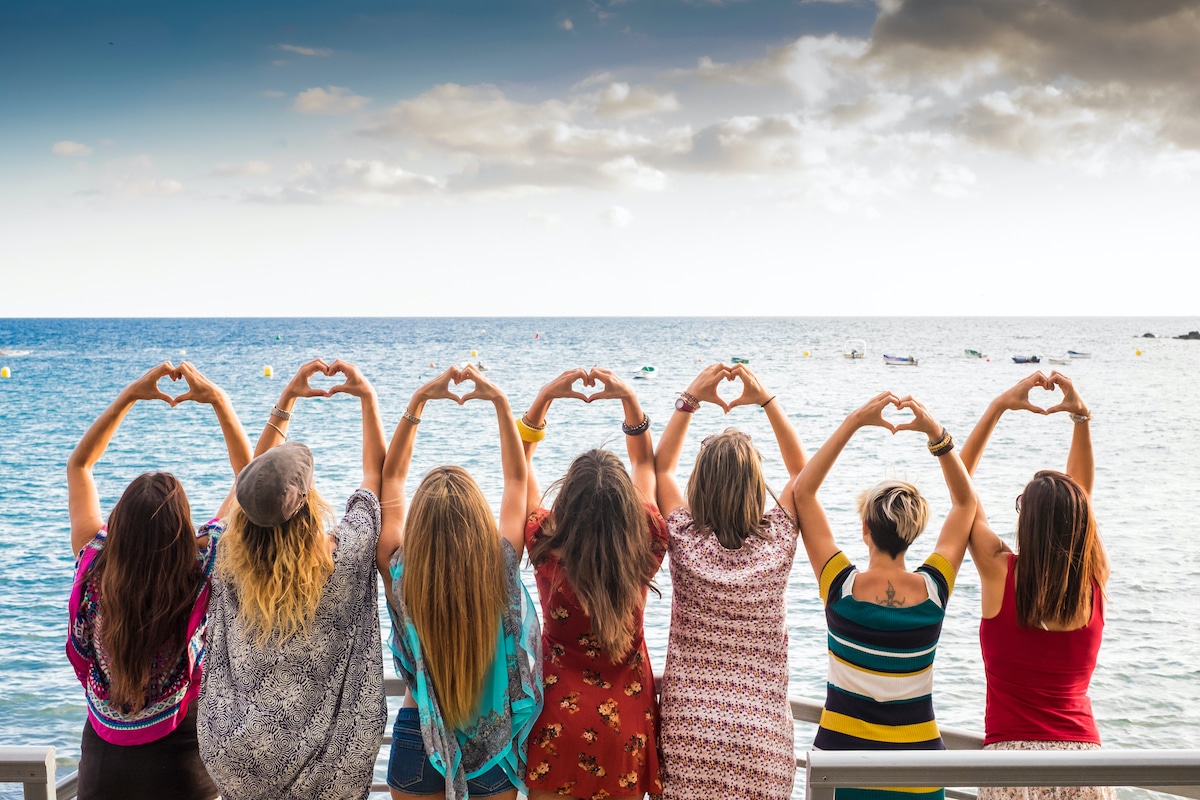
left=3, top=0, right=1199, bottom=316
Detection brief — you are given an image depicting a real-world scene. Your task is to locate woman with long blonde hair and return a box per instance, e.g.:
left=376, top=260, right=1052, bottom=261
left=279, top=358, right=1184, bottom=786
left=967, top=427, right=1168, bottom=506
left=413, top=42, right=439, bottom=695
left=521, top=368, right=666, bottom=800
left=381, top=364, right=541, bottom=800
left=963, top=372, right=1112, bottom=800
left=654, top=363, right=808, bottom=800
left=66, top=362, right=250, bottom=800
left=198, top=358, right=389, bottom=800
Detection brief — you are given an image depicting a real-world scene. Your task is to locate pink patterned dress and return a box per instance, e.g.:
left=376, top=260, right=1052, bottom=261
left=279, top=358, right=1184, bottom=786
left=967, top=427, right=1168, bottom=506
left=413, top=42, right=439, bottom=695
left=658, top=506, right=799, bottom=800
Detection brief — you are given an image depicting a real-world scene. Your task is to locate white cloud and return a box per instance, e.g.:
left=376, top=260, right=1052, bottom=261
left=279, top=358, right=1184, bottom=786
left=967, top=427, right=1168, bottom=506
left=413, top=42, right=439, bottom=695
left=262, top=90, right=286, bottom=99
left=292, top=86, right=371, bottom=115
left=118, top=178, right=185, bottom=197
left=276, top=44, right=332, bottom=57
left=598, top=156, right=667, bottom=191
left=560, top=18, right=574, bottom=31
left=931, top=162, right=978, bottom=198
left=209, top=161, right=274, bottom=178
left=601, top=205, right=633, bottom=227
left=52, top=141, right=92, bottom=157
left=244, top=158, right=440, bottom=204
left=595, top=83, right=681, bottom=119
left=526, top=211, right=563, bottom=229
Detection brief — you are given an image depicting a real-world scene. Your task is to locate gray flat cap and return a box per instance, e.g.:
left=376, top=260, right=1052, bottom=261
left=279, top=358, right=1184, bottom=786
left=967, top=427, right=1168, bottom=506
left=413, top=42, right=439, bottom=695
left=235, top=442, right=314, bottom=528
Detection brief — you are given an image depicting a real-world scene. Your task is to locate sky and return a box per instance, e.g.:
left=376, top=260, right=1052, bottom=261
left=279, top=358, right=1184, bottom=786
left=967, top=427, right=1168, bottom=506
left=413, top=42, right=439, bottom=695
left=2, top=0, right=1199, bottom=317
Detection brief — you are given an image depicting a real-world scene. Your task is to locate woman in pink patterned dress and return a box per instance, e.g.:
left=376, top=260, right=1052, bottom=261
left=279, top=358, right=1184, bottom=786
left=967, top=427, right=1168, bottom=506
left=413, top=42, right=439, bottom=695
left=653, top=363, right=808, bottom=800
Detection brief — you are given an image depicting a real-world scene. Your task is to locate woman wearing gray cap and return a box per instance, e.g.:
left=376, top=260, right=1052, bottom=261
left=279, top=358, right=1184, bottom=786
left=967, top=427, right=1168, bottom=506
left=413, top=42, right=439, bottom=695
left=198, top=358, right=389, bottom=800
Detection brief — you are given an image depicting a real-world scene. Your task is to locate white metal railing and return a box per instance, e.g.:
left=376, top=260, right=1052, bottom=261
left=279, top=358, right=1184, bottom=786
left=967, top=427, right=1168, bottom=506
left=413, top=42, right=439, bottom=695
left=5, top=678, right=1199, bottom=800
left=805, top=749, right=1200, bottom=800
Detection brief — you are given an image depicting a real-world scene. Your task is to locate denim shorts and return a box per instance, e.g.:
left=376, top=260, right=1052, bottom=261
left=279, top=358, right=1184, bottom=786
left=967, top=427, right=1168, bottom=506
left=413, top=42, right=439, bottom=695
left=387, top=708, right=514, bottom=797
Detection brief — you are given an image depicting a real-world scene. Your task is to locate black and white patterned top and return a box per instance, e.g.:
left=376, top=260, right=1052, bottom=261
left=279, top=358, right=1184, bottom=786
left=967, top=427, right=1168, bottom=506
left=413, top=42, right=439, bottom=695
left=198, top=489, right=387, bottom=800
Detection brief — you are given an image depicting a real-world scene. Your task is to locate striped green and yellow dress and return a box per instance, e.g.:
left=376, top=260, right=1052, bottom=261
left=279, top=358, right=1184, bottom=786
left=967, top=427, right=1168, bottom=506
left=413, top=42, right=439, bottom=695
left=813, top=550, right=956, bottom=800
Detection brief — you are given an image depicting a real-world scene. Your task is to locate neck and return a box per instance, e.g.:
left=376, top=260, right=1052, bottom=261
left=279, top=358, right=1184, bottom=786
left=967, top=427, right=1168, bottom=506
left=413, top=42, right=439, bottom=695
left=865, top=549, right=908, bottom=572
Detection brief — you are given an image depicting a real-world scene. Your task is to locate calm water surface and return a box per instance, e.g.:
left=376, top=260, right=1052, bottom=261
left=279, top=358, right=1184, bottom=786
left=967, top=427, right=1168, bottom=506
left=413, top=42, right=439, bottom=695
left=2, top=317, right=1198, bottom=798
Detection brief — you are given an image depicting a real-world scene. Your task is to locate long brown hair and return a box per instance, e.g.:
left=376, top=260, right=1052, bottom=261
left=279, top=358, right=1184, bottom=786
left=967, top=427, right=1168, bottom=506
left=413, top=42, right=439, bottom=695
left=218, top=490, right=335, bottom=645
left=687, top=429, right=774, bottom=550
left=529, top=449, right=660, bottom=662
left=401, top=466, right=507, bottom=728
left=89, top=473, right=203, bottom=713
left=1015, top=470, right=1109, bottom=629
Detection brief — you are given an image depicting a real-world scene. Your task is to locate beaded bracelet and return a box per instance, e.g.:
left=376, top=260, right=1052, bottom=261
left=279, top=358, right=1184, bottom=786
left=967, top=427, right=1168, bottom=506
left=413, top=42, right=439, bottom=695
left=622, top=414, right=651, bottom=436
left=926, top=428, right=951, bottom=453
left=516, top=416, right=547, bottom=443
left=1070, top=412, right=1091, bottom=424
left=929, top=432, right=955, bottom=458
left=520, top=413, right=547, bottom=431
left=270, top=405, right=292, bottom=421
left=402, top=410, right=421, bottom=425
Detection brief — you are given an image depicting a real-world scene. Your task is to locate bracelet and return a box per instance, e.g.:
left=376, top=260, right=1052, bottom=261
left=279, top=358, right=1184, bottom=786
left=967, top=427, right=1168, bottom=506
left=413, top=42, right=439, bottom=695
left=761, top=396, right=777, bottom=408
left=266, top=421, right=288, bottom=441
left=622, top=414, right=651, bottom=436
left=680, top=392, right=700, bottom=408
left=516, top=416, right=547, bottom=443
left=1070, top=412, right=1091, bottom=424
left=520, top=413, right=547, bottom=431
left=402, top=410, right=421, bottom=425
left=270, top=405, right=292, bottom=421
left=926, top=428, right=950, bottom=452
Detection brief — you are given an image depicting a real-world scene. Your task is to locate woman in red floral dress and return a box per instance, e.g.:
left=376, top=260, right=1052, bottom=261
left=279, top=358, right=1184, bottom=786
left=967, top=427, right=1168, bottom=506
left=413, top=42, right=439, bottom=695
left=521, top=368, right=667, bottom=800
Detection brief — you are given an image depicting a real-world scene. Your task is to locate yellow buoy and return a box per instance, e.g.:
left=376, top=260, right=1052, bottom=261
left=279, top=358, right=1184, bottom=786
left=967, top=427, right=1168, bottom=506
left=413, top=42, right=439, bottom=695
left=1136, top=349, right=1142, bottom=356
left=803, top=351, right=810, bottom=357
left=471, top=350, right=478, bottom=357
left=0, top=366, right=9, bottom=379
left=264, top=365, right=273, bottom=377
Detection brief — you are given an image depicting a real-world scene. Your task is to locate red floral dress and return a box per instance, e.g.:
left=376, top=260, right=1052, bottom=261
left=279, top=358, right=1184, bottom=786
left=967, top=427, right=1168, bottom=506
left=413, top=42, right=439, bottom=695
left=524, top=504, right=668, bottom=800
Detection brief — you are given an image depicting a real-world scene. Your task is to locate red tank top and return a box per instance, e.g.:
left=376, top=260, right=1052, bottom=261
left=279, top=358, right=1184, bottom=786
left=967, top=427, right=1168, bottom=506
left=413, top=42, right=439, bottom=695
left=979, top=554, right=1103, bottom=746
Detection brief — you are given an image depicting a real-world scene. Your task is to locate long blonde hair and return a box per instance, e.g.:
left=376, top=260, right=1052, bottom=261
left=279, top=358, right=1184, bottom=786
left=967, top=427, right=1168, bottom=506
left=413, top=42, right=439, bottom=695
left=218, top=489, right=335, bottom=645
left=687, top=429, right=771, bottom=550
left=401, top=466, right=507, bottom=728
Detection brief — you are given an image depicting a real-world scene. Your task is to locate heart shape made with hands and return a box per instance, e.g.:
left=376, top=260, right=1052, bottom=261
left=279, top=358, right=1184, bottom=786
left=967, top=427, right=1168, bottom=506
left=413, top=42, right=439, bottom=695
left=155, top=370, right=186, bottom=403
left=305, top=366, right=346, bottom=396
left=1026, top=383, right=1063, bottom=412
left=448, top=371, right=476, bottom=403
left=716, top=372, right=749, bottom=409
left=878, top=400, right=912, bottom=432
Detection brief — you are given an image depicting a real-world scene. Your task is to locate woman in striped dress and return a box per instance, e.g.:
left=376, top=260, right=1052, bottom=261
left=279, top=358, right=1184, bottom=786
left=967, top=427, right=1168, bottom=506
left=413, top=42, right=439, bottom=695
left=791, top=392, right=976, bottom=800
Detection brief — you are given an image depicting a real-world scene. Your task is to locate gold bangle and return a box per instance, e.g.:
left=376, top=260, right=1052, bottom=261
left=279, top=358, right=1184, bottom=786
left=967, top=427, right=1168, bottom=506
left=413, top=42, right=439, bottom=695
left=516, top=416, right=546, bottom=443
left=266, top=421, right=287, bottom=441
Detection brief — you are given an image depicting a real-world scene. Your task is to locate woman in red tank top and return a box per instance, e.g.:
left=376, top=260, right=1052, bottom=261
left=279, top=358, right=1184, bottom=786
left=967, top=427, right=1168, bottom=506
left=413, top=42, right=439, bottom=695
left=961, top=372, right=1112, bottom=800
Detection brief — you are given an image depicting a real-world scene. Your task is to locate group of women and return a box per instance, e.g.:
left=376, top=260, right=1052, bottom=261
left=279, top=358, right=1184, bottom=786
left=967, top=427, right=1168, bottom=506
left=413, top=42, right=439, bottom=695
left=66, top=358, right=1110, bottom=800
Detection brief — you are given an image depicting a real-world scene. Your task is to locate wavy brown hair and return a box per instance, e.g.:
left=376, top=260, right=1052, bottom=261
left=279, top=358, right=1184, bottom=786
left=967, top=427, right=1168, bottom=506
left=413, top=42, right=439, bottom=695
left=400, top=466, right=507, bottom=728
left=89, top=472, right=203, bottom=713
left=687, top=429, right=777, bottom=550
left=1015, top=470, right=1109, bottom=629
left=530, top=449, right=660, bottom=662
left=217, top=489, right=335, bottom=645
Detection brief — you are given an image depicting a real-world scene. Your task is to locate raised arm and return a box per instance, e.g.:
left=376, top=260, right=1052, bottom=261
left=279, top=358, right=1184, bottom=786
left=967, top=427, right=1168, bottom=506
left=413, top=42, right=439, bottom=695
left=252, top=358, right=331, bottom=458
left=460, top=364, right=527, bottom=555
left=68, top=362, right=179, bottom=554
left=727, top=365, right=807, bottom=515
left=960, top=372, right=1049, bottom=476
left=895, top=397, right=977, bottom=574
left=792, top=392, right=899, bottom=582
left=590, top=368, right=656, bottom=503
left=172, top=362, right=253, bottom=520
left=326, top=360, right=385, bottom=498
left=519, top=368, right=591, bottom=517
left=379, top=367, right=462, bottom=590
left=654, top=363, right=732, bottom=518
left=1046, top=371, right=1093, bottom=498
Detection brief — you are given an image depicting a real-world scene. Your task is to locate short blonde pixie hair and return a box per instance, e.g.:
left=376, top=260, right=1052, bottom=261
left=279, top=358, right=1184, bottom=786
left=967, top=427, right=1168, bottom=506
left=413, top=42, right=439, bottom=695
left=856, top=480, right=929, bottom=558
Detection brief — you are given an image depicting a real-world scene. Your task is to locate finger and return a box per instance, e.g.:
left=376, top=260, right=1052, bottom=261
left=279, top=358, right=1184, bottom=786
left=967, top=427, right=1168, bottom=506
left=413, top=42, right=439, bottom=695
left=878, top=420, right=897, bottom=434
left=892, top=421, right=921, bottom=433
left=327, top=384, right=350, bottom=396
left=1044, top=403, right=1068, bottom=414
left=172, top=390, right=193, bottom=404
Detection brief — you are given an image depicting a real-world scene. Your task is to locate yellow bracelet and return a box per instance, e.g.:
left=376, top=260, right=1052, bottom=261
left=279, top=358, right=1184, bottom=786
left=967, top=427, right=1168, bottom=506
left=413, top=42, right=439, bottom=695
left=516, top=416, right=546, bottom=443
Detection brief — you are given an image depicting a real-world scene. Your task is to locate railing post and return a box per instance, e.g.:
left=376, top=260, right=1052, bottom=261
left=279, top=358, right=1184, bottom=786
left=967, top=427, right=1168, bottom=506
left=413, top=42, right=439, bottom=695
left=805, top=754, right=837, bottom=800
left=0, top=746, right=56, bottom=800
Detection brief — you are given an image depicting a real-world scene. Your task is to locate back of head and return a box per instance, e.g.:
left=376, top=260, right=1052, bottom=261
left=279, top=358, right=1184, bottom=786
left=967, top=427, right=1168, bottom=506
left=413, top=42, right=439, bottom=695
left=219, top=448, right=335, bottom=645
left=93, top=472, right=201, bottom=712
left=1015, top=470, right=1108, bottom=629
left=531, top=449, right=660, bottom=662
left=687, top=429, right=767, bottom=550
left=857, top=480, right=929, bottom=558
left=402, top=466, right=506, bottom=728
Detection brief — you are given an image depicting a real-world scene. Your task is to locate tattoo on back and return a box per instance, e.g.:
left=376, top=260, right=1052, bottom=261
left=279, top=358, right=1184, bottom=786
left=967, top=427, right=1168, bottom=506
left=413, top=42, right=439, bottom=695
left=876, top=580, right=907, bottom=607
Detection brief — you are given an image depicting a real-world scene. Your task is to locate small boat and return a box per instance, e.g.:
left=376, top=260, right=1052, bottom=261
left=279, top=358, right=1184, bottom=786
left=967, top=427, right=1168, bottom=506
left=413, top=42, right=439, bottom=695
left=883, top=354, right=918, bottom=366
left=1067, top=350, right=1092, bottom=358
left=843, top=340, right=866, bottom=359
left=475, top=361, right=491, bottom=372
left=1012, top=356, right=1041, bottom=364
left=1047, top=355, right=1071, bottom=365
left=632, top=365, right=657, bottom=380
left=964, top=349, right=986, bottom=359
left=731, top=356, right=750, bottom=365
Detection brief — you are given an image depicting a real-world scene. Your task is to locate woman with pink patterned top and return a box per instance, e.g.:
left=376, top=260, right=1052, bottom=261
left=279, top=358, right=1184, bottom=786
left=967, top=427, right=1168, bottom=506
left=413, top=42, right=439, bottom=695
left=653, top=363, right=808, bottom=800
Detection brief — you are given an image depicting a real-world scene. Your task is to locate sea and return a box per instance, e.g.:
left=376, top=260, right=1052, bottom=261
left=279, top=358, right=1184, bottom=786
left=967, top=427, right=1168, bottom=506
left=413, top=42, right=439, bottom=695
left=2, top=317, right=1199, bottom=800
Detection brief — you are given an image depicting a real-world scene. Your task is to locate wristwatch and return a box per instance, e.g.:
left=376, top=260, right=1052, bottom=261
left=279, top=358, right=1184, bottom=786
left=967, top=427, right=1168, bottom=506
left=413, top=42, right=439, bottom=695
left=675, top=397, right=697, bottom=413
